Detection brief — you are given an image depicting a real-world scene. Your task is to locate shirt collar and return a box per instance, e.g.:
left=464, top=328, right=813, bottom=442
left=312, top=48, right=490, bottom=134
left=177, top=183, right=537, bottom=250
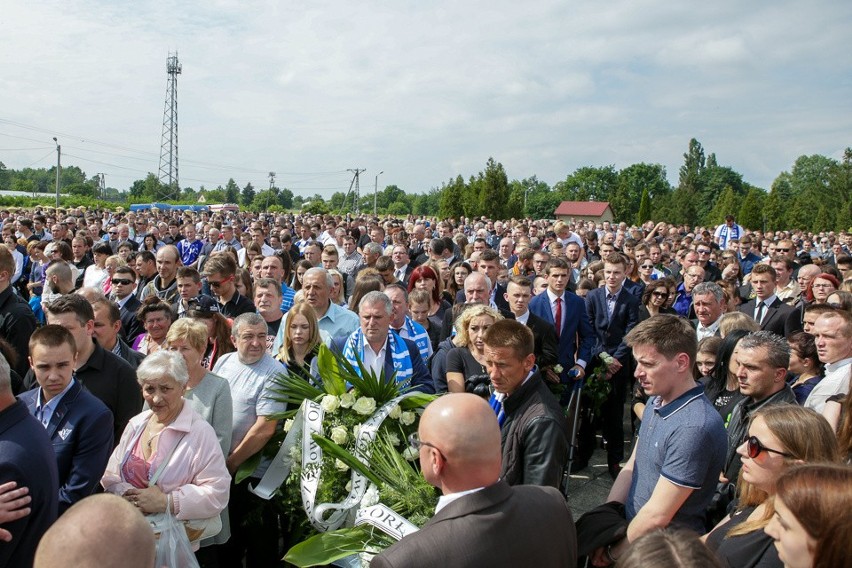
left=826, top=357, right=852, bottom=373
left=435, top=486, right=487, bottom=514
left=37, top=378, right=76, bottom=414
left=654, top=384, right=704, bottom=418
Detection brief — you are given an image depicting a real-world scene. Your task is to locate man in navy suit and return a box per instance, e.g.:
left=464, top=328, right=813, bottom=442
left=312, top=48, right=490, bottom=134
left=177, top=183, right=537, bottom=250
left=528, top=258, right=595, bottom=397
left=332, top=291, right=435, bottom=394
left=585, top=253, right=640, bottom=477
left=738, top=264, right=795, bottom=338
left=0, top=351, right=58, bottom=568
left=19, top=325, right=113, bottom=514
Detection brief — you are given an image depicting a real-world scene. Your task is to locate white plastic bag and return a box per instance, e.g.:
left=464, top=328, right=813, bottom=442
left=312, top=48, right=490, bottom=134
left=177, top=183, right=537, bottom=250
left=154, top=496, right=200, bottom=568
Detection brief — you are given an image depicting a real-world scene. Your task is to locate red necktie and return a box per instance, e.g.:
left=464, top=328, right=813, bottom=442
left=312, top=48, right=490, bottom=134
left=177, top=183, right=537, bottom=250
left=555, top=297, right=562, bottom=339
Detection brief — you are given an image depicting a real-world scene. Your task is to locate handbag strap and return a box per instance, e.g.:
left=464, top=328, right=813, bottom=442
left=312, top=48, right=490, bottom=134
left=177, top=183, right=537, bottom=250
left=149, top=432, right=187, bottom=488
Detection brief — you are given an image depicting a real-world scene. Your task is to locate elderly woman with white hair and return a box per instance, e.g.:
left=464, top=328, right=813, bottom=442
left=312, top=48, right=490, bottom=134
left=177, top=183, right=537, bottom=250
left=101, top=350, right=230, bottom=549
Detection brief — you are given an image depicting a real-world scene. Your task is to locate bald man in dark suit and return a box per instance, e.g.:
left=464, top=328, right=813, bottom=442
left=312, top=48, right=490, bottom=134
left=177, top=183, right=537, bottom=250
left=371, top=394, right=577, bottom=568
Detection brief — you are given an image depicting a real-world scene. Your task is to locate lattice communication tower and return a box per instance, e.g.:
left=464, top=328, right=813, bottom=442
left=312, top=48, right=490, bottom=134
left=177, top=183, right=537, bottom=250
left=158, top=52, right=181, bottom=197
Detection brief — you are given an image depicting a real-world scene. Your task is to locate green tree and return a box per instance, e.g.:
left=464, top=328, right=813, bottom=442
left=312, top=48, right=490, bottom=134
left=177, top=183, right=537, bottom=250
left=386, top=202, right=410, bottom=216
left=438, top=176, right=466, bottom=218
left=699, top=166, right=745, bottom=223
left=555, top=166, right=618, bottom=202
left=241, top=182, right=255, bottom=207
left=476, top=158, right=510, bottom=219
left=614, top=163, right=670, bottom=223
left=707, top=186, right=741, bottom=226
left=224, top=178, right=240, bottom=204
left=636, top=187, right=651, bottom=224
left=413, top=188, right=441, bottom=216
left=278, top=188, right=294, bottom=209
left=737, top=187, right=765, bottom=230
left=203, top=189, right=226, bottom=203
left=679, top=138, right=706, bottom=191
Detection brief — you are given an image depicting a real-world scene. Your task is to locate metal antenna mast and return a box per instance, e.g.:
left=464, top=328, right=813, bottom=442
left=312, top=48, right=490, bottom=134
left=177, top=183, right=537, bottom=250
left=158, top=52, right=182, bottom=198
left=346, top=168, right=366, bottom=213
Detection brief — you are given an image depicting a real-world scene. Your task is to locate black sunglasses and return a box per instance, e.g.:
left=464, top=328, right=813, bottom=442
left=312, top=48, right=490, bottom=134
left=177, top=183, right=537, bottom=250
left=640, top=264, right=654, bottom=269
left=747, top=436, right=792, bottom=459
left=652, top=291, right=669, bottom=298
left=111, top=278, right=134, bottom=286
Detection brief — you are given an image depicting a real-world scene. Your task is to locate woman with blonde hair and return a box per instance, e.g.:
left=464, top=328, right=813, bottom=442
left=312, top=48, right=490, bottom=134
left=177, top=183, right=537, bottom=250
left=445, top=305, right=503, bottom=395
left=704, top=405, right=839, bottom=568
left=718, top=311, right=761, bottom=338
left=276, top=302, right=325, bottom=376
left=102, top=254, right=127, bottom=296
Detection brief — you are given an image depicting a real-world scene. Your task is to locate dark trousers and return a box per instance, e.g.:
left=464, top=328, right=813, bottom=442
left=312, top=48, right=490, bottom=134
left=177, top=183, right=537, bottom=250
left=217, top=479, right=282, bottom=568
left=578, top=364, right=630, bottom=466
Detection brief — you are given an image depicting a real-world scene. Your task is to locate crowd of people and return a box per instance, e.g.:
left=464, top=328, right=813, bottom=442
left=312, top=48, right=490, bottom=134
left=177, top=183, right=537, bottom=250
left=0, top=207, right=850, bottom=567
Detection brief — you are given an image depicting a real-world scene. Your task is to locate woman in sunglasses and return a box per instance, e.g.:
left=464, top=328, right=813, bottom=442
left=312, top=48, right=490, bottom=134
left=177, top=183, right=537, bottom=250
left=704, top=405, right=838, bottom=568
left=637, top=258, right=657, bottom=288
left=637, top=279, right=677, bottom=322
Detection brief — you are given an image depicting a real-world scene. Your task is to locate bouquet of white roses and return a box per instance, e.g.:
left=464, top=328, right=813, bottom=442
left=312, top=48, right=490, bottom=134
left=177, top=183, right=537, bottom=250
left=241, top=345, right=438, bottom=567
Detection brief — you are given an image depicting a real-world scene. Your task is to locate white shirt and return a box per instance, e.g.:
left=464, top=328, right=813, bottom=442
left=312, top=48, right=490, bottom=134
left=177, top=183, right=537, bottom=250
left=804, top=357, right=852, bottom=413
left=514, top=310, right=530, bottom=325
left=435, top=487, right=487, bottom=514
left=696, top=319, right=721, bottom=341
left=362, top=341, right=387, bottom=378
left=546, top=289, right=564, bottom=330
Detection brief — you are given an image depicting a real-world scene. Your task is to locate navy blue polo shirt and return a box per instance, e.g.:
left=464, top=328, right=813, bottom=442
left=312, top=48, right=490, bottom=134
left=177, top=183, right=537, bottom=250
left=626, top=384, right=726, bottom=533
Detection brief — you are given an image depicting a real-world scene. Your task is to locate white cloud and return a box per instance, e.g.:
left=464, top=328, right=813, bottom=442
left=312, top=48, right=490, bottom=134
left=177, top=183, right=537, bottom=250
left=0, top=0, right=849, bottom=198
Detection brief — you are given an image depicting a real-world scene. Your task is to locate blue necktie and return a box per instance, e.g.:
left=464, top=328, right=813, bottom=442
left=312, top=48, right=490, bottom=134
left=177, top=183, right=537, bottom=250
left=489, top=393, right=506, bottom=427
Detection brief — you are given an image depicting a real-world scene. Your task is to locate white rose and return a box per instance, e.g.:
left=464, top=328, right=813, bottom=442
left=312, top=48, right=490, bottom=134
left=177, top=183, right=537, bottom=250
left=320, top=395, right=340, bottom=413
left=399, top=411, right=416, bottom=426
left=360, top=484, right=380, bottom=507
left=386, top=432, right=401, bottom=446
left=352, top=397, right=377, bottom=416
left=340, top=392, right=356, bottom=408
left=283, top=418, right=295, bottom=432
left=388, top=404, right=402, bottom=419
left=402, top=447, right=419, bottom=461
left=330, top=425, right=348, bottom=445
left=345, top=481, right=352, bottom=492
left=335, top=459, right=349, bottom=472
left=352, top=424, right=362, bottom=439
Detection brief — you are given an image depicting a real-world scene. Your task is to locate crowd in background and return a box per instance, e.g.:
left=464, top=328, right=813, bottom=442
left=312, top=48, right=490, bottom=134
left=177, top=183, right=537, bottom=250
left=0, top=205, right=850, bottom=568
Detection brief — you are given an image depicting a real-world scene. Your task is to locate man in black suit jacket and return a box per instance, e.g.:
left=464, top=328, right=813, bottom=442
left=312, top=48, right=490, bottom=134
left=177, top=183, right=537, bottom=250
left=478, top=250, right=510, bottom=313
left=585, top=254, right=640, bottom=477
left=371, top=393, right=577, bottom=568
left=20, top=326, right=113, bottom=514
left=504, top=276, right=558, bottom=369
left=738, top=264, right=794, bottom=338
left=110, top=266, right=142, bottom=340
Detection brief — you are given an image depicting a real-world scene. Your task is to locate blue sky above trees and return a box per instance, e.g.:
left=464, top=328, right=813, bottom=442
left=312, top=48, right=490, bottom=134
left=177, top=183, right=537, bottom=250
left=1, top=0, right=850, bottom=198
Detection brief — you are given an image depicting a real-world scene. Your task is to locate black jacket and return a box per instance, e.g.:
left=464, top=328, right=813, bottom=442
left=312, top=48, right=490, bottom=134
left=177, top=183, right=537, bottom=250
left=500, top=370, right=569, bottom=489
left=0, top=286, right=38, bottom=378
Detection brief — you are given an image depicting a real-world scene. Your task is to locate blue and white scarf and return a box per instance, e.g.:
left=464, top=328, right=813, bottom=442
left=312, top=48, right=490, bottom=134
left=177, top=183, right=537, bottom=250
left=342, top=329, right=413, bottom=386
left=396, top=316, right=432, bottom=364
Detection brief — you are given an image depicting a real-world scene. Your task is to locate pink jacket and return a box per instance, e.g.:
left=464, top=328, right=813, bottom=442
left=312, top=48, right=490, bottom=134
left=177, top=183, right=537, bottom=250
left=102, top=401, right=230, bottom=521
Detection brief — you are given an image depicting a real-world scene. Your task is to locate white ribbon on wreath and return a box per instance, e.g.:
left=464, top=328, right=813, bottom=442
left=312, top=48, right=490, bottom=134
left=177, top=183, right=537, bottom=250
left=250, top=392, right=424, bottom=536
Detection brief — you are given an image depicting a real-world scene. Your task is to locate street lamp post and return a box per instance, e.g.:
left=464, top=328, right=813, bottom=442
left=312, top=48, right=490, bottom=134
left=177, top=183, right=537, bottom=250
left=53, top=137, right=61, bottom=207
left=373, top=171, right=383, bottom=217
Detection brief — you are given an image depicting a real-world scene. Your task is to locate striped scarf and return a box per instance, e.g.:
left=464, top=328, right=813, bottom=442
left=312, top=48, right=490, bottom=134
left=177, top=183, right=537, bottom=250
left=342, top=329, right=413, bottom=386
left=399, top=316, right=431, bottom=363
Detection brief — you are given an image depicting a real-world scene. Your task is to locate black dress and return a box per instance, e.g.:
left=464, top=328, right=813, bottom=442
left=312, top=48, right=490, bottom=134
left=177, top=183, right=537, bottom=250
left=445, top=347, right=490, bottom=397
left=705, top=505, right=782, bottom=568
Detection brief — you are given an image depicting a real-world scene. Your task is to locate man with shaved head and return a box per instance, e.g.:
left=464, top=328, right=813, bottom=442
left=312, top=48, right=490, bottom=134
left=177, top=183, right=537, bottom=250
left=34, top=493, right=155, bottom=568
left=371, top=394, right=577, bottom=568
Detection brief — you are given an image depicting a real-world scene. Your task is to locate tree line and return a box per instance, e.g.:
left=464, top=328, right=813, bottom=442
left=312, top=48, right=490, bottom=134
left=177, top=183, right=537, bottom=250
left=1, top=139, right=849, bottom=232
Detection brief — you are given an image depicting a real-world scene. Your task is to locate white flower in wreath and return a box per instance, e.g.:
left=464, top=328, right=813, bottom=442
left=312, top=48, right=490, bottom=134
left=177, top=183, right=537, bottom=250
left=340, top=392, right=356, bottom=408
left=289, top=444, right=301, bottom=462
left=388, top=404, right=402, bottom=419
left=352, top=397, right=377, bottom=416
left=402, top=446, right=419, bottom=461
left=386, top=432, right=401, bottom=446
left=361, top=484, right=380, bottom=508
left=283, top=418, right=295, bottom=432
left=330, top=425, right=348, bottom=445
left=335, top=458, right=349, bottom=472
left=600, top=352, right=615, bottom=365
left=399, top=411, right=416, bottom=426
left=320, top=395, right=340, bottom=413
left=345, top=480, right=352, bottom=492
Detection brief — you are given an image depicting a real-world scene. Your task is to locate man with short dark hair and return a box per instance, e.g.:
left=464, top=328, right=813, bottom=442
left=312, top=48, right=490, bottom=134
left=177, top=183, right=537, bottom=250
left=254, top=278, right=284, bottom=354
left=590, top=316, right=726, bottom=564
left=23, top=295, right=141, bottom=444
left=133, top=250, right=157, bottom=300
left=371, top=393, right=577, bottom=568
left=203, top=254, right=255, bottom=318
left=504, top=276, right=558, bottom=371
left=91, top=298, right=144, bottom=369
left=20, top=325, right=113, bottom=513
left=140, top=245, right=181, bottom=304
left=722, top=331, right=795, bottom=484
left=738, top=264, right=794, bottom=337
left=110, top=265, right=141, bottom=339
left=482, top=319, right=568, bottom=489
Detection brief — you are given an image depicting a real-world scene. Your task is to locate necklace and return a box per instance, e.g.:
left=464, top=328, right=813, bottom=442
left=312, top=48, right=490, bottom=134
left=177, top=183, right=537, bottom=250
left=145, top=427, right=164, bottom=452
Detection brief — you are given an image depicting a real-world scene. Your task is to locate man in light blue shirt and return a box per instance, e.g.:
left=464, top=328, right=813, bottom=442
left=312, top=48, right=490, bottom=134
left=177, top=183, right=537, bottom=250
left=301, top=267, right=359, bottom=341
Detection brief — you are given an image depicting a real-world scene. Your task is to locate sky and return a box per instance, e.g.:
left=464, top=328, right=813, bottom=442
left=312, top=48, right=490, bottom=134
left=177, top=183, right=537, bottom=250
left=1, top=0, right=850, bottom=200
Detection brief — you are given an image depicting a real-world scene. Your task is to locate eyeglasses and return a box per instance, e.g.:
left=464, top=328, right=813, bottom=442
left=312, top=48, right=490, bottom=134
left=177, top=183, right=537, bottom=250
left=775, top=248, right=790, bottom=252
left=108, top=231, right=118, bottom=235
left=111, top=278, right=134, bottom=286
left=747, top=436, right=793, bottom=459
left=812, top=283, right=835, bottom=289
left=652, top=291, right=669, bottom=298
left=640, top=264, right=654, bottom=269
left=697, top=249, right=711, bottom=254
left=208, top=275, right=234, bottom=288
left=408, top=432, right=446, bottom=460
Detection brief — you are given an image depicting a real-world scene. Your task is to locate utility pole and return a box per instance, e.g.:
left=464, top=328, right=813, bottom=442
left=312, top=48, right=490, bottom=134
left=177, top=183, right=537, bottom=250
left=266, top=172, right=276, bottom=210
left=97, top=173, right=105, bottom=200
left=346, top=168, right=366, bottom=213
left=373, top=171, right=383, bottom=217
left=158, top=52, right=181, bottom=198
left=53, top=137, right=61, bottom=207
